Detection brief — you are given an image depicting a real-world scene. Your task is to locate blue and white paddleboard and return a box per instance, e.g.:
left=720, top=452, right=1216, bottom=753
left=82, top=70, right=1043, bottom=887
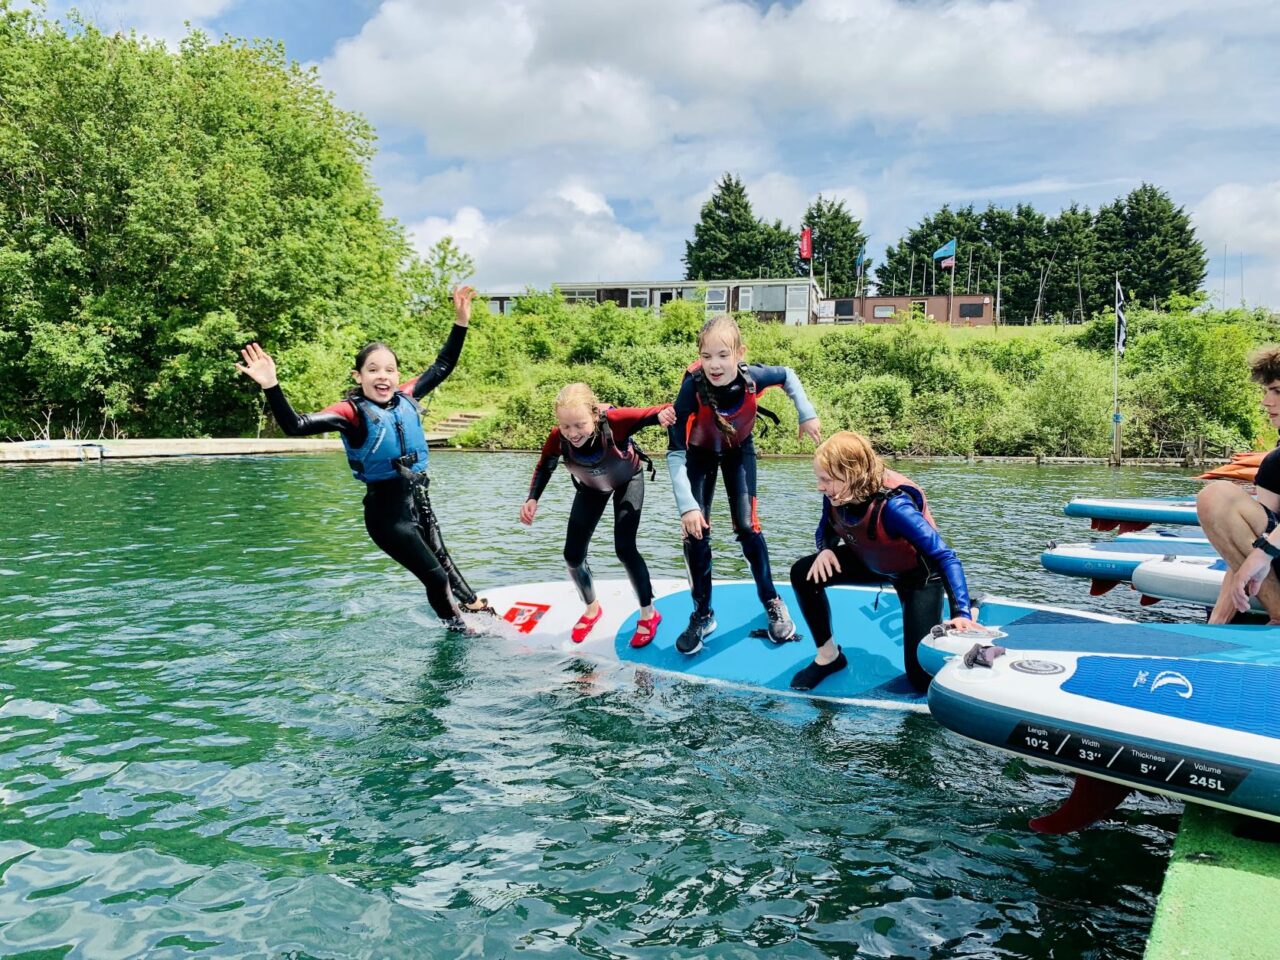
left=1040, top=539, right=1219, bottom=587
left=483, top=579, right=1135, bottom=712
left=1063, top=496, right=1200, bottom=531
left=928, top=645, right=1280, bottom=822
left=1130, top=555, right=1264, bottom=613
left=1116, top=527, right=1208, bottom=544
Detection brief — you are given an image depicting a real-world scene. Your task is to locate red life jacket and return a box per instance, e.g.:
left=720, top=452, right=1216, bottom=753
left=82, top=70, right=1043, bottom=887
left=559, top=412, right=647, bottom=492
left=827, top=470, right=937, bottom=576
left=685, top=361, right=776, bottom=452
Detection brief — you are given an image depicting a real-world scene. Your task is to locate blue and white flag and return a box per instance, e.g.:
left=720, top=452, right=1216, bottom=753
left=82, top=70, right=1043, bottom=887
left=1115, top=278, right=1127, bottom=357
left=932, top=238, right=956, bottom=260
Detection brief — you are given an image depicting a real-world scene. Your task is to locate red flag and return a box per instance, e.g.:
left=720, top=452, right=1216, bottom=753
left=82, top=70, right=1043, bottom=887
left=800, top=227, right=812, bottom=261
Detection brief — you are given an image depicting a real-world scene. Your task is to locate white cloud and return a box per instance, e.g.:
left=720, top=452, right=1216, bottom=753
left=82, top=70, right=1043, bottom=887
left=408, top=185, right=664, bottom=288
left=320, top=0, right=1208, bottom=160
left=30, top=0, right=237, bottom=45
left=1195, top=181, right=1280, bottom=307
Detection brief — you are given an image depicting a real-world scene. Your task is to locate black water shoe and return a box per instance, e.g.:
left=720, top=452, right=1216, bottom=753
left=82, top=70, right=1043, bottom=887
left=790, top=649, right=848, bottom=690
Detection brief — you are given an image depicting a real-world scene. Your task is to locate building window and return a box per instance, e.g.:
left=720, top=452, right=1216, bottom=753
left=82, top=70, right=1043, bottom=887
left=562, top=288, right=596, bottom=304
left=786, top=285, right=809, bottom=310
left=705, top=287, right=727, bottom=313
left=628, top=289, right=650, bottom=309
left=739, top=286, right=754, bottom=311
left=958, top=302, right=985, bottom=319
left=834, top=300, right=855, bottom=318
left=873, top=305, right=895, bottom=319
left=760, top=284, right=786, bottom=311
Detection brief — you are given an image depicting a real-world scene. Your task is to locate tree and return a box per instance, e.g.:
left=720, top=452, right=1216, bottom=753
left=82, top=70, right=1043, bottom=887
left=0, top=6, right=417, bottom=437
left=1093, top=184, right=1207, bottom=310
left=683, top=173, right=802, bottom=280
left=1043, top=203, right=1099, bottom=321
left=799, top=195, right=868, bottom=298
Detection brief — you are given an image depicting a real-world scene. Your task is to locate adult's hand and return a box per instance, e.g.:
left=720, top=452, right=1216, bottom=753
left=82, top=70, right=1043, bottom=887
left=235, top=343, right=278, bottom=389
left=681, top=510, right=710, bottom=540
left=806, top=548, right=842, bottom=583
left=1229, top=548, right=1271, bottom=613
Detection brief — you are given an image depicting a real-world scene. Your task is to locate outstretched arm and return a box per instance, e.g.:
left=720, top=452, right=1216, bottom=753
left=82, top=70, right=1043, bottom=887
left=881, top=497, right=973, bottom=618
left=237, top=343, right=355, bottom=437
left=408, top=286, right=476, bottom=400
left=749, top=364, right=821, bottom=443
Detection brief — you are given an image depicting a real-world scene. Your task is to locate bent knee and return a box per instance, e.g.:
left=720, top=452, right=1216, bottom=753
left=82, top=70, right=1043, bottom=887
left=790, top=554, right=816, bottom=586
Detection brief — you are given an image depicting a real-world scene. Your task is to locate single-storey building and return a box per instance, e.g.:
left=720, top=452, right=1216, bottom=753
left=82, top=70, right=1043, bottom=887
left=822, top=293, right=996, bottom=326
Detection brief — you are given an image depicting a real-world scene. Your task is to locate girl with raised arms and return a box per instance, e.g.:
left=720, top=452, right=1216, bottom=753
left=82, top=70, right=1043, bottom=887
left=521, top=384, right=676, bottom=647
left=789, top=430, right=980, bottom=692
left=236, top=286, right=490, bottom=628
left=667, top=314, right=822, bottom=654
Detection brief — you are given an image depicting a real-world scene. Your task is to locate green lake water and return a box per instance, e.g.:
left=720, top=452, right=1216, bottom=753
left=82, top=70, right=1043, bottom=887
left=0, top=452, right=1209, bottom=958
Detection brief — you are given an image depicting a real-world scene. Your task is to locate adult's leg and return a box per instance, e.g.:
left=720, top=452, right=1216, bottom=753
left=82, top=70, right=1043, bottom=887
left=896, top=577, right=946, bottom=693
left=611, top=471, right=653, bottom=607
left=682, top=449, right=719, bottom=616
left=564, top=484, right=611, bottom=605
left=364, top=484, right=458, bottom=620
left=722, top=442, right=777, bottom=605
left=410, top=476, right=481, bottom=608
left=1197, top=480, right=1280, bottom=622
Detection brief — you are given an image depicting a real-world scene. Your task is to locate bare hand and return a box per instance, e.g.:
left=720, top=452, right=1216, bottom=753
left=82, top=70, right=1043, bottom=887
left=453, top=285, right=477, bottom=327
left=1230, top=549, right=1271, bottom=612
left=943, top=615, right=980, bottom=631
left=657, top=405, right=676, bottom=428
left=681, top=510, right=710, bottom=540
left=520, top=498, right=538, bottom=525
left=799, top=417, right=822, bottom=444
left=235, top=343, right=278, bottom=389
left=806, top=548, right=842, bottom=583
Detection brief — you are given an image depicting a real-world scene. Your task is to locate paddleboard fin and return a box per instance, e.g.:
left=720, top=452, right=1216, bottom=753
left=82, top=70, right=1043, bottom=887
left=1029, top=775, right=1131, bottom=834
left=1139, top=594, right=1161, bottom=606
left=1089, top=578, right=1120, bottom=596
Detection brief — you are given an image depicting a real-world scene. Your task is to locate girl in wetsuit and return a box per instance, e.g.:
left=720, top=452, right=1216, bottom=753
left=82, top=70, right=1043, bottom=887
left=521, top=384, right=675, bottom=647
left=790, top=430, right=980, bottom=692
left=235, top=285, right=489, bottom=627
left=667, top=315, right=822, bottom=654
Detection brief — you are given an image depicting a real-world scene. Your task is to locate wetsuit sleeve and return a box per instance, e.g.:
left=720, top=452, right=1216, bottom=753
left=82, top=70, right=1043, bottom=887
left=746, top=364, right=818, bottom=423
left=606, top=405, right=669, bottom=442
left=403, top=323, right=468, bottom=400
left=527, top=430, right=562, bottom=501
left=816, top=497, right=840, bottom=552
left=263, top=386, right=357, bottom=438
left=881, top=497, right=973, bottom=616
left=666, top=376, right=699, bottom=515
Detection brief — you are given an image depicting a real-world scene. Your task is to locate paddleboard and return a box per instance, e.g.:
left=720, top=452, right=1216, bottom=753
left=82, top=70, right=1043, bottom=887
left=928, top=646, right=1280, bottom=823
left=1040, top=539, right=1219, bottom=593
left=1130, top=556, right=1264, bottom=613
left=1063, top=496, right=1200, bottom=532
left=482, top=579, right=1151, bottom=713
left=1116, top=527, right=1208, bottom=544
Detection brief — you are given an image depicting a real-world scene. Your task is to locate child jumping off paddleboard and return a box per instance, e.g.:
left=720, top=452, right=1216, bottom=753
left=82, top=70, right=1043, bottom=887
left=520, top=384, right=676, bottom=647
left=236, top=286, right=490, bottom=628
left=667, top=314, right=822, bottom=654
left=790, top=430, right=979, bottom=692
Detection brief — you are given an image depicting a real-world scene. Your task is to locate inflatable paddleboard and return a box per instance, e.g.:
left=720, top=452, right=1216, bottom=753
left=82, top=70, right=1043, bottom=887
left=1040, top=539, right=1219, bottom=593
left=1116, top=527, right=1209, bottom=544
left=482, top=579, right=1138, bottom=712
left=929, top=646, right=1280, bottom=824
left=1063, top=496, right=1200, bottom=532
left=1130, top=556, right=1264, bottom=613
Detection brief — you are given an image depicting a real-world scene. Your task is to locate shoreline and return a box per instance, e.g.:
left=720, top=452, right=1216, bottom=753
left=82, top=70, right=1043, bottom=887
left=0, top=437, right=1220, bottom=467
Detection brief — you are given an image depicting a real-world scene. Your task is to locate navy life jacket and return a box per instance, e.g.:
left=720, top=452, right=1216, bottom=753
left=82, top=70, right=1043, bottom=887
left=342, top=392, right=429, bottom=483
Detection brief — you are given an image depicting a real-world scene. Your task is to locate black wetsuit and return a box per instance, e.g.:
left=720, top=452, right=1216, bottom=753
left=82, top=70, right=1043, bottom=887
left=262, top=324, right=477, bottom=621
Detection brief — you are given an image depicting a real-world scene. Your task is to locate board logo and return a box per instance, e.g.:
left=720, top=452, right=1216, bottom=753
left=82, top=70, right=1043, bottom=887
left=1010, top=659, right=1066, bottom=675
left=1149, top=670, right=1194, bottom=699
left=503, top=602, right=551, bottom=634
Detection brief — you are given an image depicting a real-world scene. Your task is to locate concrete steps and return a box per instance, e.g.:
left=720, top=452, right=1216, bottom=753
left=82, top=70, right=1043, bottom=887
left=428, top=411, right=485, bottom=445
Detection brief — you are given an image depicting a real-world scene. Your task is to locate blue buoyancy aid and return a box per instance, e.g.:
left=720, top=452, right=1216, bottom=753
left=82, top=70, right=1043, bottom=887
left=342, top=392, right=429, bottom=483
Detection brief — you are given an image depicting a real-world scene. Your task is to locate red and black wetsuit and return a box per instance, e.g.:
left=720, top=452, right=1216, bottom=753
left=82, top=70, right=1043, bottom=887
left=262, top=323, right=478, bottom=621
left=528, top=406, right=669, bottom=607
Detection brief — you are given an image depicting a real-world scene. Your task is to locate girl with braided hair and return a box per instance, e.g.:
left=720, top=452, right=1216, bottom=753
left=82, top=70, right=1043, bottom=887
left=666, top=315, right=822, bottom=654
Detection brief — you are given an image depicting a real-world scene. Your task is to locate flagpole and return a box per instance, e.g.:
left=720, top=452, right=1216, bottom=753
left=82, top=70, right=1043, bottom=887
left=995, top=253, right=1002, bottom=327
left=1112, top=273, right=1122, bottom=466
left=948, top=240, right=956, bottom=326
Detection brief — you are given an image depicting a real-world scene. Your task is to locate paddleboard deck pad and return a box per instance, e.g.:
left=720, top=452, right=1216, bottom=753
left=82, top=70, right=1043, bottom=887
left=1040, top=539, right=1219, bottom=594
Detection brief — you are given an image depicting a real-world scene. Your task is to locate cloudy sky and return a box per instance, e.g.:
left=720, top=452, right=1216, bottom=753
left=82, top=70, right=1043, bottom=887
left=29, top=0, right=1280, bottom=304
